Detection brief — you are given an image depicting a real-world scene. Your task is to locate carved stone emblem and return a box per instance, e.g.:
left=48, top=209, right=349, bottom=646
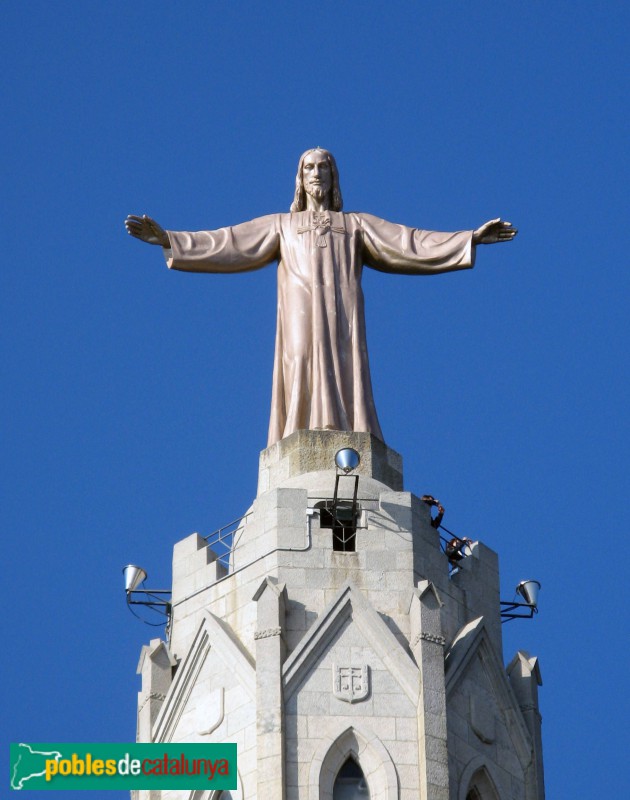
left=332, top=664, right=369, bottom=703
left=297, top=212, right=346, bottom=247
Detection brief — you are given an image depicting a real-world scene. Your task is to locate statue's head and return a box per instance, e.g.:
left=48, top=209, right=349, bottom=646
left=291, top=148, right=343, bottom=213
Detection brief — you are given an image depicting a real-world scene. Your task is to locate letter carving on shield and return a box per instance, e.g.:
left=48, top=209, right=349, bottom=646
left=332, top=664, right=370, bottom=703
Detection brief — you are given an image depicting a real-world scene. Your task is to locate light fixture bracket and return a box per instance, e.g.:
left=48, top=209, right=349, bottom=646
left=122, top=565, right=172, bottom=626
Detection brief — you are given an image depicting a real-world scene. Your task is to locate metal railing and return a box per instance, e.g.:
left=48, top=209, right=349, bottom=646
left=204, top=512, right=252, bottom=569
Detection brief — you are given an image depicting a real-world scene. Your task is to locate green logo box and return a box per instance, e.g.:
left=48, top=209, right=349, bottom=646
left=10, top=742, right=237, bottom=791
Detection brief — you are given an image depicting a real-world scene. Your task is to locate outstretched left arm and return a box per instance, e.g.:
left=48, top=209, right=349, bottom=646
left=358, top=213, right=476, bottom=275
left=472, top=218, right=517, bottom=245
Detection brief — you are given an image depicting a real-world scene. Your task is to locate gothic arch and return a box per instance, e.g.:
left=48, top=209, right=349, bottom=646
left=308, top=725, right=398, bottom=800
left=458, top=756, right=505, bottom=800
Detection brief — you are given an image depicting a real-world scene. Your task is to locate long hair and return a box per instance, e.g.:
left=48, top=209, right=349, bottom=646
left=290, top=148, right=343, bottom=212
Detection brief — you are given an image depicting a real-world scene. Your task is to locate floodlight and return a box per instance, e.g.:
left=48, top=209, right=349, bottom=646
left=500, top=578, right=541, bottom=623
left=335, top=448, right=360, bottom=473
left=516, top=579, right=541, bottom=608
left=123, top=564, right=147, bottom=593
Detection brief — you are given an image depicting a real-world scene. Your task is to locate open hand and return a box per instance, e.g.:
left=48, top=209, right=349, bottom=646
left=125, top=214, right=170, bottom=247
left=472, top=218, right=517, bottom=245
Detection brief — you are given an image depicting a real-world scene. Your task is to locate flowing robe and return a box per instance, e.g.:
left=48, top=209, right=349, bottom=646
left=165, top=210, right=475, bottom=446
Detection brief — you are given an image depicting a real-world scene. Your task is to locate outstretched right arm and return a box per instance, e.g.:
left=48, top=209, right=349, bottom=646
left=165, top=216, right=281, bottom=274
left=125, top=215, right=171, bottom=248
left=125, top=214, right=281, bottom=274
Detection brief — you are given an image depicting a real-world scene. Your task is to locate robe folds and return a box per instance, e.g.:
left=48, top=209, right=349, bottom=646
left=165, top=211, right=475, bottom=447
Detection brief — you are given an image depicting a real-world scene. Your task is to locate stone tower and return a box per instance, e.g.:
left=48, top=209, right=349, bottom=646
left=135, top=430, right=544, bottom=800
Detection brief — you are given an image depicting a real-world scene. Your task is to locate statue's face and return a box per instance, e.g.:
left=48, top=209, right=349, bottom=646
left=302, top=151, right=332, bottom=203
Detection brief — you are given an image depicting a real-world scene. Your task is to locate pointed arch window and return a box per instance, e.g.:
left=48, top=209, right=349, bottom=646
left=310, top=725, right=396, bottom=800
left=465, top=766, right=500, bottom=800
left=333, top=756, right=370, bottom=799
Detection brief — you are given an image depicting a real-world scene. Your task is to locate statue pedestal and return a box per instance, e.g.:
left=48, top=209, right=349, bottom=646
left=257, top=429, right=403, bottom=495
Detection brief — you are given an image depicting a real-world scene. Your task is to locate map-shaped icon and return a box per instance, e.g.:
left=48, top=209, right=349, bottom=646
left=11, top=743, right=63, bottom=790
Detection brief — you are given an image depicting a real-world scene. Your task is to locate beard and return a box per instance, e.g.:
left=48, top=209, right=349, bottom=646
left=305, top=184, right=330, bottom=204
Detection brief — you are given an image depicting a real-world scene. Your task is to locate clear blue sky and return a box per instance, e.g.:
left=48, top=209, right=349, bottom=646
left=3, top=2, right=628, bottom=797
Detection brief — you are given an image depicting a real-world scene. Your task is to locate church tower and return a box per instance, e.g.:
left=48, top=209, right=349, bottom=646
left=133, top=429, right=544, bottom=800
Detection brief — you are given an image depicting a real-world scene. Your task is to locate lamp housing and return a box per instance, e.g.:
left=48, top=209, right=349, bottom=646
left=335, top=448, right=360, bottom=473
left=123, top=564, right=147, bottom=593
left=516, top=579, right=541, bottom=608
